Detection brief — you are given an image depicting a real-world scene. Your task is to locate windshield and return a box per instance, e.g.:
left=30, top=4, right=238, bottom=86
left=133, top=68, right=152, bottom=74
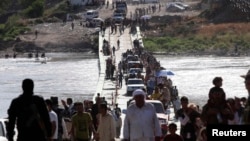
left=127, top=79, right=143, bottom=85
left=87, top=12, right=94, bottom=15
left=127, top=56, right=138, bottom=61
left=113, top=13, right=123, bottom=17
left=129, top=69, right=141, bottom=74
left=152, top=103, right=165, bottom=113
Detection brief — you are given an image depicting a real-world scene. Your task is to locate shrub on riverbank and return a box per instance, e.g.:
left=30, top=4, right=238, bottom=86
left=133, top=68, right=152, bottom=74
left=0, top=14, right=30, bottom=41
left=22, top=0, right=45, bottom=18
left=143, top=22, right=250, bottom=56
left=144, top=34, right=250, bottom=56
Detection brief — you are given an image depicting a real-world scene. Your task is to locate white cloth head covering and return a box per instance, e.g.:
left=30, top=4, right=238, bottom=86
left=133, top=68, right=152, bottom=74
left=132, top=89, right=145, bottom=98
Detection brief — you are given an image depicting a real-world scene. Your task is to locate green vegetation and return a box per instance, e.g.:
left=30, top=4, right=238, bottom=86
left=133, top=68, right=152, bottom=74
left=0, top=0, right=69, bottom=42
left=22, top=0, right=45, bottom=18
left=143, top=33, right=250, bottom=55
left=0, top=0, right=10, bottom=14
left=0, top=0, right=45, bottom=41
left=43, top=0, right=69, bottom=18
left=0, top=14, right=30, bottom=41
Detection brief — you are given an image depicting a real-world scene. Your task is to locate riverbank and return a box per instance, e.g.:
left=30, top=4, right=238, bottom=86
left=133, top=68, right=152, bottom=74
left=0, top=21, right=99, bottom=58
left=1, top=0, right=250, bottom=58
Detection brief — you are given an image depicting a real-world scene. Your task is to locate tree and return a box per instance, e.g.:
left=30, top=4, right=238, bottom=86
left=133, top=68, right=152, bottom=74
left=22, top=0, right=45, bottom=18
left=0, top=0, right=10, bottom=14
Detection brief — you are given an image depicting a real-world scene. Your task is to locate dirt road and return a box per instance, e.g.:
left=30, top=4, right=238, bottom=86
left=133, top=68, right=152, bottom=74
left=0, top=0, right=201, bottom=57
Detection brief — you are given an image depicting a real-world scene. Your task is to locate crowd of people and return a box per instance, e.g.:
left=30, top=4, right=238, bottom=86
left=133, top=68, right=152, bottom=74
left=6, top=78, right=123, bottom=141
left=117, top=46, right=250, bottom=141
left=5, top=1, right=250, bottom=140
left=9, top=72, right=250, bottom=141
left=112, top=26, right=250, bottom=141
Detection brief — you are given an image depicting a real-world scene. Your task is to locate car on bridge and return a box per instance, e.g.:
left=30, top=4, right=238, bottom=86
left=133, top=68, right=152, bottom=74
left=112, top=12, right=125, bottom=24
left=114, top=9, right=127, bottom=17
left=116, top=1, right=127, bottom=13
left=126, top=78, right=145, bottom=96
left=126, top=61, right=143, bottom=73
left=125, top=68, right=144, bottom=84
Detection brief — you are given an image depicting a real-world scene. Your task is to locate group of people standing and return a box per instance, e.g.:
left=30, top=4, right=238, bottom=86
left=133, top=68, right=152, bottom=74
left=6, top=78, right=123, bottom=141
left=174, top=74, right=250, bottom=141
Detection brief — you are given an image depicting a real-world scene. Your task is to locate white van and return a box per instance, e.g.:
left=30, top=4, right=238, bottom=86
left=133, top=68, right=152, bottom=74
left=86, top=18, right=104, bottom=27
left=84, top=10, right=99, bottom=20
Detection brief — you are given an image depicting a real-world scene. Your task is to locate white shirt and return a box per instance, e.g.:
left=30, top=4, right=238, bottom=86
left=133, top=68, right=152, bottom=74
left=49, top=110, right=58, bottom=139
left=97, top=112, right=116, bottom=141
left=123, top=102, right=162, bottom=140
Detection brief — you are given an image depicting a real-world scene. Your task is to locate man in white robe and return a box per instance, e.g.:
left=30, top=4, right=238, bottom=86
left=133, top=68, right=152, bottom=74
left=123, top=89, right=162, bottom=141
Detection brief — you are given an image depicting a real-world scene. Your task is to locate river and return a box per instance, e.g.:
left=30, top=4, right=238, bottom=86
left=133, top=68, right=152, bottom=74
left=157, top=55, right=250, bottom=107
left=0, top=53, right=99, bottom=118
left=0, top=54, right=249, bottom=118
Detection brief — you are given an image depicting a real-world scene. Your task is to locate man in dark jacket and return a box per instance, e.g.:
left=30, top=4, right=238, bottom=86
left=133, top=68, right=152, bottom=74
left=7, top=78, right=52, bottom=141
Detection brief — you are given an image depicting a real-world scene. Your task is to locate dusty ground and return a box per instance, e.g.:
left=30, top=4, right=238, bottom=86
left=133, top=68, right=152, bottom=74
left=0, top=0, right=202, bottom=57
